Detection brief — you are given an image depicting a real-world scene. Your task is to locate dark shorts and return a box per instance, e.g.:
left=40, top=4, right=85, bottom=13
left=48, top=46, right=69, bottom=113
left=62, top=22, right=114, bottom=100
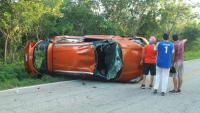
left=143, top=63, right=156, bottom=76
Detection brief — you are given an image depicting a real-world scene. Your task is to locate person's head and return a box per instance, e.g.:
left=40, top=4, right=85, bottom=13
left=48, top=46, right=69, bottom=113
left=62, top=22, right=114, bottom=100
left=149, top=36, right=156, bottom=44
left=172, top=34, right=179, bottom=41
left=162, top=33, right=169, bottom=40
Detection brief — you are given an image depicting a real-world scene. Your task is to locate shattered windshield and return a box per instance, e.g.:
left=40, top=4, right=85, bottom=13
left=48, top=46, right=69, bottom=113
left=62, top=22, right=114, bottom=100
left=93, top=40, right=122, bottom=80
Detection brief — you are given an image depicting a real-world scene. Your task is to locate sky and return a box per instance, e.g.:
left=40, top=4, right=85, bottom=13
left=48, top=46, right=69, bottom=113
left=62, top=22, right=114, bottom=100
left=185, top=0, right=200, bottom=13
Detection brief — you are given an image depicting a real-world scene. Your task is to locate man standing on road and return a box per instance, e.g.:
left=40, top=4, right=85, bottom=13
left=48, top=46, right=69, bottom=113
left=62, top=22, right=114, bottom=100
left=169, top=34, right=187, bottom=94
left=153, top=33, right=174, bottom=96
left=140, top=36, right=157, bottom=89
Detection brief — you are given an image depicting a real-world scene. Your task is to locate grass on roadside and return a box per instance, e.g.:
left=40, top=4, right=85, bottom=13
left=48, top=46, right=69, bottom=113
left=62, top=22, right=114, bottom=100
left=184, top=50, right=200, bottom=61
left=0, top=62, right=71, bottom=90
left=0, top=74, right=72, bottom=91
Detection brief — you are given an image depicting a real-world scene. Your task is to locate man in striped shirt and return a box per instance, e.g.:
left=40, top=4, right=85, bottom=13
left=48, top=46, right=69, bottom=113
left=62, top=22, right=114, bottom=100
left=169, top=34, right=187, bottom=94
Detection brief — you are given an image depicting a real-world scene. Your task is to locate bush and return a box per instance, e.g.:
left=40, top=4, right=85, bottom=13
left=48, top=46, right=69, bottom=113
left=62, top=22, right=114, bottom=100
left=184, top=50, right=200, bottom=61
left=0, top=61, right=70, bottom=90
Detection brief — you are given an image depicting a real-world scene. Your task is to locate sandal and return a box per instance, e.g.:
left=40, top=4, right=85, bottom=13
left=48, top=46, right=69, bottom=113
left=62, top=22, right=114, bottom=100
left=169, top=89, right=176, bottom=93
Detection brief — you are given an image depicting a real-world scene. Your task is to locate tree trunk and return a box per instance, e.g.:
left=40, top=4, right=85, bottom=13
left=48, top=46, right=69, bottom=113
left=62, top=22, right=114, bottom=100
left=4, top=37, right=8, bottom=63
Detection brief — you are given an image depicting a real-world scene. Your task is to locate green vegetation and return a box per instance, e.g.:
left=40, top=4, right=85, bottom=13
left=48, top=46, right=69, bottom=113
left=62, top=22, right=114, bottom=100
left=184, top=51, right=200, bottom=61
left=0, top=62, right=72, bottom=90
left=0, top=0, right=200, bottom=90
left=0, top=75, right=71, bottom=91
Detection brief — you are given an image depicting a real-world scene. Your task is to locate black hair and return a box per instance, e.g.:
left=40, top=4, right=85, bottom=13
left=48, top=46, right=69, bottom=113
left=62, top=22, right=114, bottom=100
left=172, top=34, right=179, bottom=41
left=163, top=33, right=169, bottom=40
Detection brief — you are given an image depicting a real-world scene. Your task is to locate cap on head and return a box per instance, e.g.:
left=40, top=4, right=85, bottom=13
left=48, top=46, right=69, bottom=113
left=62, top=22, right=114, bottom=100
left=149, top=36, right=156, bottom=44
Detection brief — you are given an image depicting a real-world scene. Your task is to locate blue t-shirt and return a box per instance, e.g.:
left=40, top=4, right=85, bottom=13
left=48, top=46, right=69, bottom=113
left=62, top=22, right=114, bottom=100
left=154, top=41, right=174, bottom=68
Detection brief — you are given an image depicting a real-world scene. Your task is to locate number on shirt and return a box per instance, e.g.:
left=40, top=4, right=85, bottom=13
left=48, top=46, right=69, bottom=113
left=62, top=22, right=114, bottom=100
left=165, top=46, right=168, bottom=53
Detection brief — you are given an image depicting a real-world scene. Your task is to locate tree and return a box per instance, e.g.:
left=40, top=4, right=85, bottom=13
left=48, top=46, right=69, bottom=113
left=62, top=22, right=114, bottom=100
left=0, top=1, right=21, bottom=63
left=101, top=0, right=159, bottom=35
left=0, top=0, right=63, bottom=63
left=181, top=22, right=200, bottom=51
left=58, top=0, right=104, bottom=35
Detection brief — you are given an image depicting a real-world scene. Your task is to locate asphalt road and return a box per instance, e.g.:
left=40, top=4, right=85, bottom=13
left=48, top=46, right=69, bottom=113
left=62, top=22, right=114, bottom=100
left=0, top=59, right=200, bottom=113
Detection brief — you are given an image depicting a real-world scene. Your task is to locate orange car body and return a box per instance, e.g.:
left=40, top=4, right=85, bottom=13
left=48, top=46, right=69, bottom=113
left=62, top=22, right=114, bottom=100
left=24, top=35, right=148, bottom=82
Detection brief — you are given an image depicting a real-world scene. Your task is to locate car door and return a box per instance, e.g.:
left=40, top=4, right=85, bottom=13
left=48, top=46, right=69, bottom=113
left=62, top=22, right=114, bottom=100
left=52, top=42, right=95, bottom=75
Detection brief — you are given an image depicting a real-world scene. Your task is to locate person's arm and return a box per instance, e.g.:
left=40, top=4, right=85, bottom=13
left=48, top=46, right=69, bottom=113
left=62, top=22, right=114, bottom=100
left=140, top=54, right=145, bottom=65
left=140, top=46, right=146, bottom=65
left=182, top=39, right=187, bottom=43
left=171, top=44, right=175, bottom=66
left=154, top=42, right=159, bottom=52
left=172, top=52, right=175, bottom=65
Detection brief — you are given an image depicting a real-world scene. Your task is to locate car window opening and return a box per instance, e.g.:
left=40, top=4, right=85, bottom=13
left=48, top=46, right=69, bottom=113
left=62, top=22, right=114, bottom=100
left=33, top=41, right=49, bottom=74
left=51, top=36, right=105, bottom=43
left=94, top=41, right=123, bottom=80
left=129, top=37, right=145, bottom=46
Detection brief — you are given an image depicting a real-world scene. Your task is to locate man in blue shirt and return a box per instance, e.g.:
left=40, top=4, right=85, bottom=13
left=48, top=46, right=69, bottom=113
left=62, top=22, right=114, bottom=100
left=153, top=33, right=174, bottom=96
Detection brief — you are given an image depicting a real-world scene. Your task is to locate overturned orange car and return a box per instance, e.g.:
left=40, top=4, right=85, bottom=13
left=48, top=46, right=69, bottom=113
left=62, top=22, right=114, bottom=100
left=24, top=35, right=148, bottom=82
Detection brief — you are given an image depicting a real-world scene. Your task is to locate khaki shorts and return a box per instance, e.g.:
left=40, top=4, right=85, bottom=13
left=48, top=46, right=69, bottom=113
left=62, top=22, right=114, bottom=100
left=169, top=62, right=184, bottom=78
